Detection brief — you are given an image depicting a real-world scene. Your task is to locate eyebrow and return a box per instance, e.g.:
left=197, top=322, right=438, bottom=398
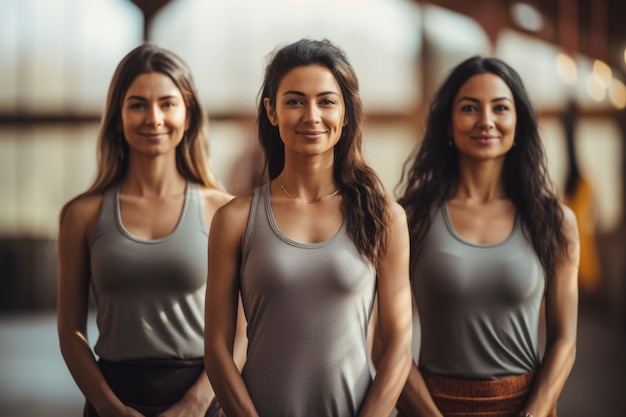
left=282, top=90, right=340, bottom=97
left=125, top=95, right=181, bottom=101
left=457, top=96, right=513, bottom=103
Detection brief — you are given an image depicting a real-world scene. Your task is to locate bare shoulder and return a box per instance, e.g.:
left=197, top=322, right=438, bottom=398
left=387, top=197, right=409, bottom=226
left=559, top=203, right=579, bottom=239
left=208, top=191, right=256, bottom=236
left=199, top=187, right=235, bottom=213
left=61, top=194, right=103, bottom=225
left=59, top=193, right=104, bottom=242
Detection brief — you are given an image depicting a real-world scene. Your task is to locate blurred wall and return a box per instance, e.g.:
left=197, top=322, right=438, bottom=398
left=0, top=0, right=623, bottom=322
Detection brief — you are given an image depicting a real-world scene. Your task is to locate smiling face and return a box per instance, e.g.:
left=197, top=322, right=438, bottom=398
left=450, top=72, right=517, bottom=163
left=264, top=64, right=346, bottom=160
left=121, top=72, right=189, bottom=158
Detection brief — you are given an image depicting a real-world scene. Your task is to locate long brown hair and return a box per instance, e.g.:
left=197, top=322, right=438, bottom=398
left=61, top=43, right=219, bottom=222
left=257, top=38, right=391, bottom=269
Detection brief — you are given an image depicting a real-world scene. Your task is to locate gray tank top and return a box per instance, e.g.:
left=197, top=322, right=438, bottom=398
left=240, top=183, right=376, bottom=417
left=412, top=204, right=543, bottom=379
left=90, top=182, right=208, bottom=361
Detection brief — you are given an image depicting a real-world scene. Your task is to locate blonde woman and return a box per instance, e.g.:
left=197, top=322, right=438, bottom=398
left=57, top=43, right=234, bottom=417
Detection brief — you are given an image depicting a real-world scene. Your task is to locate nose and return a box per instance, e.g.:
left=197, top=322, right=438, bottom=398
left=145, top=104, right=164, bottom=127
left=302, top=103, right=321, bottom=125
left=477, top=108, right=494, bottom=130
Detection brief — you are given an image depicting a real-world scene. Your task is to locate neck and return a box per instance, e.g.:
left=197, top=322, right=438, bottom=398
left=455, top=159, right=506, bottom=202
left=122, top=156, right=185, bottom=197
left=277, top=174, right=339, bottom=204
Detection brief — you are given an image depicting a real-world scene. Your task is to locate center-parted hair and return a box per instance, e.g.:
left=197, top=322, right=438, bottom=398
left=60, top=43, right=219, bottom=223
left=257, top=38, right=391, bottom=269
left=398, top=56, right=568, bottom=280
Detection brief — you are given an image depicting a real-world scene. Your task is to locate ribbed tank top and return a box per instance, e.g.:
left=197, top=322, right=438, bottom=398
left=240, top=183, right=376, bottom=417
left=90, top=182, right=208, bottom=361
left=412, top=204, right=543, bottom=379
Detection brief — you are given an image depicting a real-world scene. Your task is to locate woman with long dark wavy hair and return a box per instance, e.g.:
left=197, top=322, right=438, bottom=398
left=204, top=38, right=412, bottom=417
left=393, top=56, right=579, bottom=417
left=57, top=43, right=237, bottom=417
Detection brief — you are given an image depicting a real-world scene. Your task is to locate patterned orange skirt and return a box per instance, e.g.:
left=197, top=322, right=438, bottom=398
left=399, top=371, right=557, bottom=417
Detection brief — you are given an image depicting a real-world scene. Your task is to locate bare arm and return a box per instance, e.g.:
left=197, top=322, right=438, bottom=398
left=204, top=198, right=259, bottom=417
left=359, top=201, right=413, bottom=417
left=521, top=205, right=580, bottom=417
left=371, top=280, right=443, bottom=417
left=57, top=197, right=142, bottom=417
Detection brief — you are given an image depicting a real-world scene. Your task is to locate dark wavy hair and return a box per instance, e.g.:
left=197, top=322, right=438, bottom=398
left=257, top=38, right=391, bottom=269
left=398, top=56, right=568, bottom=280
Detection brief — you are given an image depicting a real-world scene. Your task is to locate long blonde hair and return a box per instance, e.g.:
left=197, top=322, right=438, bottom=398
left=61, top=43, right=219, bottom=222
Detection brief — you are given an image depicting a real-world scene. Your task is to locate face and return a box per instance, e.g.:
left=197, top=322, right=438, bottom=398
left=120, top=72, right=189, bottom=158
left=264, top=65, right=346, bottom=159
left=450, top=72, right=517, bottom=162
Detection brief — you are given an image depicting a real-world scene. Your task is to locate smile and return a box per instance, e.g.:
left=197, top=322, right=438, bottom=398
left=296, top=130, right=327, bottom=139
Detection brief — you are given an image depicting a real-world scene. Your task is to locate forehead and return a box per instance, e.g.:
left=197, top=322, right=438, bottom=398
left=456, top=72, right=513, bottom=100
left=125, top=72, right=182, bottom=97
left=278, top=65, right=341, bottom=93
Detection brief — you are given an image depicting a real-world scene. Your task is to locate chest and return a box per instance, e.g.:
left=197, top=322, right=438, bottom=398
left=413, top=209, right=544, bottom=306
left=119, top=194, right=185, bottom=240
left=446, top=200, right=516, bottom=245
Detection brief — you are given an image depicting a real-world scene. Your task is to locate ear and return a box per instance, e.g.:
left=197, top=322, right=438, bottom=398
left=343, top=117, right=348, bottom=127
left=263, top=97, right=277, bottom=126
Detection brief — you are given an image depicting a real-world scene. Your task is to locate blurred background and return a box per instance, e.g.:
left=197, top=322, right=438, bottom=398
left=0, top=0, right=624, bottom=416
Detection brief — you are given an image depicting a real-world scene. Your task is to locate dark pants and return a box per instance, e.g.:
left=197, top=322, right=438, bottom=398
left=83, top=357, right=225, bottom=417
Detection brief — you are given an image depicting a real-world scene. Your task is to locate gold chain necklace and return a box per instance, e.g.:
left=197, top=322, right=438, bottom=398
left=278, top=176, right=340, bottom=204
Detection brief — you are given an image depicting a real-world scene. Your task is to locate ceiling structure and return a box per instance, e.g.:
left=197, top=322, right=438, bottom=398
left=421, top=0, right=626, bottom=77
left=130, top=0, right=626, bottom=78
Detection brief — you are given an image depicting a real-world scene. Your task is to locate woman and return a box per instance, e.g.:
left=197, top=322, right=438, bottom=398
left=395, top=56, right=579, bottom=417
left=57, top=43, right=234, bottom=417
left=204, top=38, right=413, bottom=417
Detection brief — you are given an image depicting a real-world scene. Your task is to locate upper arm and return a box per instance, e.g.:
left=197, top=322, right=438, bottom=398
left=545, top=204, right=580, bottom=345
left=205, top=197, right=251, bottom=354
left=376, top=201, right=412, bottom=348
left=57, top=197, right=101, bottom=340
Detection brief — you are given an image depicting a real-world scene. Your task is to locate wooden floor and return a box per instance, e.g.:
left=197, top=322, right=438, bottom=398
left=0, top=304, right=624, bottom=417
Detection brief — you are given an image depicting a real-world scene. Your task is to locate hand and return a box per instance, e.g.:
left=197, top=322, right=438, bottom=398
left=156, top=395, right=212, bottom=417
left=123, top=406, right=146, bottom=417
left=98, top=404, right=145, bottom=417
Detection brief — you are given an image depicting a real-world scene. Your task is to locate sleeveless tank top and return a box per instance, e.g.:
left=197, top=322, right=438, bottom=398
left=90, top=182, right=208, bottom=361
left=240, top=183, right=376, bottom=417
left=412, top=204, right=543, bottom=379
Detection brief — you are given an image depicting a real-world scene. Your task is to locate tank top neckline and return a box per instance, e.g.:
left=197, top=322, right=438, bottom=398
left=262, top=183, right=347, bottom=249
left=441, top=202, right=519, bottom=248
left=114, top=182, right=191, bottom=244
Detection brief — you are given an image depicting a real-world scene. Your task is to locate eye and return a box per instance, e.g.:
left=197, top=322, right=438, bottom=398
left=494, top=104, right=509, bottom=112
left=286, top=98, right=304, bottom=106
left=460, top=104, right=477, bottom=112
left=162, top=101, right=177, bottom=108
left=320, top=98, right=337, bottom=106
left=128, top=102, right=145, bottom=110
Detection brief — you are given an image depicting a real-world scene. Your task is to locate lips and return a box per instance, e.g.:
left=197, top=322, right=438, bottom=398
left=296, top=130, right=326, bottom=135
left=139, top=132, right=168, bottom=140
left=296, top=130, right=327, bottom=139
left=471, top=135, right=499, bottom=141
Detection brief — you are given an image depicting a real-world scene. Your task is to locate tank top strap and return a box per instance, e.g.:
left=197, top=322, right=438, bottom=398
left=91, top=185, right=117, bottom=245
left=179, top=182, right=208, bottom=237
left=240, top=184, right=266, bottom=273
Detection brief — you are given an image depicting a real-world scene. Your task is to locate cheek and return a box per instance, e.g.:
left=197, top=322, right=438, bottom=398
left=503, top=115, right=517, bottom=134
